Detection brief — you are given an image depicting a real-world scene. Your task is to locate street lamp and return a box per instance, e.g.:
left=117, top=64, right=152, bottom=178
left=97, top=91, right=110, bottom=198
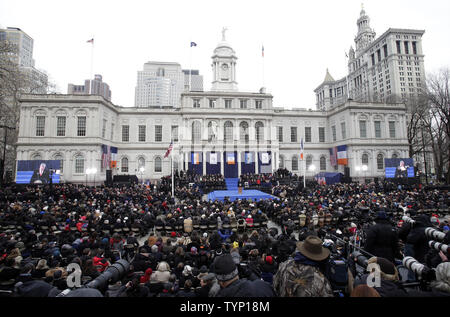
left=91, top=167, right=97, bottom=187
left=139, top=167, right=145, bottom=184
left=308, top=164, right=316, bottom=172
left=362, top=164, right=368, bottom=183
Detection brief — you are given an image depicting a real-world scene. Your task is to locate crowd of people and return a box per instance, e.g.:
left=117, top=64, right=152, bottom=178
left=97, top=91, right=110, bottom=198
left=0, top=173, right=449, bottom=297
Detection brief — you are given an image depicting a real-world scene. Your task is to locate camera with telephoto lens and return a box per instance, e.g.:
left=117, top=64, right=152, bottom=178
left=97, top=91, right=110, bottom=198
left=428, top=240, right=449, bottom=254
left=402, top=256, right=435, bottom=282
left=402, top=215, right=415, bottom=225
left=425, top=227, right=446, bottom=242
left=85, top=259, right=130, bottom=291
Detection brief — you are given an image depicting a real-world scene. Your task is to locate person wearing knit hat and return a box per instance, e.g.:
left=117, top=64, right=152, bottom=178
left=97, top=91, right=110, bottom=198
left=212, top=253, right=274, bottom=297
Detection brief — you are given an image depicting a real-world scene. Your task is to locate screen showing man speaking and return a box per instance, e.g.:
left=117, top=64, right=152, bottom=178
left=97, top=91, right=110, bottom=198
left=16, top=160, right=60, bottom=184
left=384, top=158, right=414, bottom=178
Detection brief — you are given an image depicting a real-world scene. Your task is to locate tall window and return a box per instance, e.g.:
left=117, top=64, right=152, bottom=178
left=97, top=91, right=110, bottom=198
left=362, top=153, right=369, bottom=165
left=277, top=126, right=283, bottom=142
left=331, top=125, right=337, bottom=141
left=54, top=154, right=64, bottom=173
left=101, top=119, right=106, bottom=138
left=392, top=153, right=398, bottom=159
left=138, top=125, right=146, bottom=142
left=389, top=121, right=396, bottom=138
left=171, top=125, right=178, bottom=142
left=155, top=125, right=162, bottom=142
left=75, top=155, right=84, bottom=174
left=122, top=125, right=129, bottom=142
left=154, top=157, right=162, bottom=172
left=239, top=99, right=247, bottom=109
left=374, top=121, right=381, bottom=138
left=404, top=41, right=409, bottom=55
left=138, top=157, right=145, bottom=170
left=305, top=127, right=312, bottom=142
left=111, top=123, right=115, bottom=140
left=56, top=116, right=66, bottom=137
left=77, top=116, right=86, bottom=136
left=412, top=41, right=417, bottom=55
left=341, top=122, right=346, bottom=140
left=209, top=99, right=216, bottom=108
left=396, top=41, right=402, bottom=54
left=255, top=121, right=264, bottom=143
left=239, top=122, right=249, bottom=143
left=306, top=155, right=313, bottom=170
left=121, top=157, right=128, bottom=173
left=292, top=155, right=298, bottom=171
left=359, top=120, right=367, bottom=138
left=377, top=154, right=384, bottom=170
left=290, top=127, right=297, bottom=143
left=319, top=127, right=325, bottom=142
left=255, top=100, right=262, bottom=109
left=224, top=121, right=233, bottom=143
left=192, top=121, right=201, bottom=143
left=383, top=44, right=388, bottom=58
left=320, top=156, right=326, bottom=171
left=193, top=99, right=200, bottom=108
left=36, top=116, right=45, bottom=136
left=225, top=99, right=232, bottom=109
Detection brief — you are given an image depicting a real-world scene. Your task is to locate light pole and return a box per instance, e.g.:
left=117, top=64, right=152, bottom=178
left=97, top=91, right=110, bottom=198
left=362, top=164, right=368, bottom=183
left=91, top=167, right=97, bottom=187
left=85, top=168, right=91, bottom=186
left=355, top=165, right=361, bottom=183
left=139, top=167, right=145, bottom=184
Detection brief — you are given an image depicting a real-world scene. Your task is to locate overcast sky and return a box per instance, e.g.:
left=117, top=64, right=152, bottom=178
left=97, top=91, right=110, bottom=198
left=1, top=0, right=449, bottom=109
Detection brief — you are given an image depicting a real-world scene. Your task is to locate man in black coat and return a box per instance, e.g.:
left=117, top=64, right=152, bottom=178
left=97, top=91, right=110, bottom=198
left=364, top=211, right=399, bottom=263
left=30, top=163, right=51, bottom=184
left=211, top=254, right=274, bottom=297
left=405, top=215, right=433, bottom=263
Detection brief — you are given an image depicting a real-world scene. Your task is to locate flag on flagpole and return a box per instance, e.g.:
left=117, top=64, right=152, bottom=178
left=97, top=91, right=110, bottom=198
left=87, top=38, right=94, bottom=44
left=300, top=138, right=304, bottom=160
left=190, top=41, right=197, bottom=47
left=262, top=45, right=264, bottom=57
left=337, top=145, right=348, bottom=165
left=164, top=141, right=173, bottom=158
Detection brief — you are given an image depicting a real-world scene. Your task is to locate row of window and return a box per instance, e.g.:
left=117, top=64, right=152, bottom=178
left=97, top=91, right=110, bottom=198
left=36, top=116, right=86, bottom=137
left=121, top=125, right=179, bottom=143
left=193, top=98, right=263, bottom=109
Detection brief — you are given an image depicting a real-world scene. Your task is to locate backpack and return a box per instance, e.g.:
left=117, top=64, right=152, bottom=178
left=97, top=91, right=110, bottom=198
left=325, top=257, right=349, bottom=294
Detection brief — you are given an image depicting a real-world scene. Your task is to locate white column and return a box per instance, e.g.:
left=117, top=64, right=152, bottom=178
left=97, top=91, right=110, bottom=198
left=237, top=151, right=241, bottom=177
left=255, top=151, right=259, bottom=174
left=202, top=151, right=206, bottom=175
left=220, top=151, right=224, bottom=175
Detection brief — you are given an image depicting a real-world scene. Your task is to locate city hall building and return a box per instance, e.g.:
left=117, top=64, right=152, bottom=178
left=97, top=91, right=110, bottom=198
left=15, top=9, right=417, bottom=184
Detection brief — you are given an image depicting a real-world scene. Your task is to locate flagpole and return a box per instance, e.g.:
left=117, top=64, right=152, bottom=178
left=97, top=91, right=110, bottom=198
left=262, top=44, right=265, bottom=89
left=90, top=37, right=94, bottom=80
left=171, top=154, right=174, bottom=198
left=189, top=41, right=192, bottom=92
left=303, top=155, right=306, bottom=188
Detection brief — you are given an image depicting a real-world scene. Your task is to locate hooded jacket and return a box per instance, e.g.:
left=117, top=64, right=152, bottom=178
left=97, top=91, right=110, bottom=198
left=364, top=218, right=398, bottom=263
left=150, top=261, right=171, bottom=284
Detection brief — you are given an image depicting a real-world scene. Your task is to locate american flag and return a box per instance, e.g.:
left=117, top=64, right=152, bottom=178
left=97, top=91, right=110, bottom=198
left=300, top=138, right=304, bottom=160
left=164, top=141, right=173, bottom=158
left=262, top=45, right=264, bottom=57
left=87, top=38, right=94, bottom=44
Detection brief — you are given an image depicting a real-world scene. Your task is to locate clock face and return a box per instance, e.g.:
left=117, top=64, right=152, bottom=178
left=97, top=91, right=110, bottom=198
left=222, top=64, right=229, bottom=70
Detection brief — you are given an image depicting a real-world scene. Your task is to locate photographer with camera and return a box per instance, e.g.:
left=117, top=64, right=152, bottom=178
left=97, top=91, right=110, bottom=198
left=400, top=214, right=433, bottom=263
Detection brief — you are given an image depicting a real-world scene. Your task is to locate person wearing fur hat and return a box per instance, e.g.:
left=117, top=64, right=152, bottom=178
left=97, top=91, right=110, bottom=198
left=150, top=261, right=171, bottom=284
left=363, top=210, right=399, bottom=263
left=212, top=253, right=274, bottom=297
left=353, top=257, right=409, bottom=297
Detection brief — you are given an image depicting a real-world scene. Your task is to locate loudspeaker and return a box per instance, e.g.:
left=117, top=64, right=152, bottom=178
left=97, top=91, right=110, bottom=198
left=344, top=166, right=350, bottom=178
left=106, top=170, right=112, bottom=185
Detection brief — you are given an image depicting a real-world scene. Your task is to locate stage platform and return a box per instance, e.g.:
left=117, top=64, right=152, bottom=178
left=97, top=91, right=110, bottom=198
left=207, top=189, right=279, bottom=202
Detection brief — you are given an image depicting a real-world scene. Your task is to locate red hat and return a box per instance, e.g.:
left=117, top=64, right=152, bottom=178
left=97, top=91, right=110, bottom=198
left=171, top=231, right=176, bottom=237
left=265, top=256, right=273, bottom=265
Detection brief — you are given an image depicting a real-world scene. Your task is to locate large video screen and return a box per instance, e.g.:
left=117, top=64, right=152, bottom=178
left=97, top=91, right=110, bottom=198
left=16, top=160, right=61, bottom=184
left=384, top=158, right=414, bottom=178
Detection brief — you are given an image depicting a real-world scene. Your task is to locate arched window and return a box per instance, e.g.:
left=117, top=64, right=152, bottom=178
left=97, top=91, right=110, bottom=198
left=239, top=121, right=249, bottom=144
left=121, top=157, right=129, bottom=173
left=154, top=157, right=162, bottom=172
left=377, top=154, right=384, bottom=170
left=392, top=153, right=398, bottom=159
left=320, top=156, right=326, bottom=171
left=362, top=153, right=369, bottom=165
left=279, top=155, right=285, bottom=169
left=192, top=121, right=201, bottom=143
left=53, top=154, right=64, bottom=173
left=75, top=155, right=84, bottom=174
left=306, top=155, right=313, bottom=171
left=138, top=157, right=145, bottom=170
left=208, top=121, right=218, bottom=142
left=31, top=153, right=42, bottom=160
left=255, top=121, right=264, bottom=143
left=224, top=121, right=233, bottom=143
left=292, top=155, right=298, bottom=171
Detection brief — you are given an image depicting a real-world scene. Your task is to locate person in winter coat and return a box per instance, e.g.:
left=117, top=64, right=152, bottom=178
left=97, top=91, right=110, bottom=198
left=195, top=272, right=221, bottom=297
left=184, top=217, right=193, bottom=233
left=405, top=215, right=433, bottom=263
left=150, top=261, right=171, bottom=284
left=140, top=268, right=153, bottom=284
left=353, top=257, right=409, bottom=297
left=212, top=254, right=274, bottom=297
left=364, top=211, right=399, bottom=263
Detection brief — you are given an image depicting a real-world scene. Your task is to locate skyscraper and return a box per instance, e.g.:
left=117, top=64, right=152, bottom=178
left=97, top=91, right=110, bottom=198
left=315, top=7, right=425, bottom=110
left=134, top=61, right=184, bottom=108
left=68, top=74, right=112, bottom=101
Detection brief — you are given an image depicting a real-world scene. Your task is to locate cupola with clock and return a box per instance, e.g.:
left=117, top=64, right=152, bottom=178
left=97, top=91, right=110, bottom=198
left=211, top=27, right=238, bottom=92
